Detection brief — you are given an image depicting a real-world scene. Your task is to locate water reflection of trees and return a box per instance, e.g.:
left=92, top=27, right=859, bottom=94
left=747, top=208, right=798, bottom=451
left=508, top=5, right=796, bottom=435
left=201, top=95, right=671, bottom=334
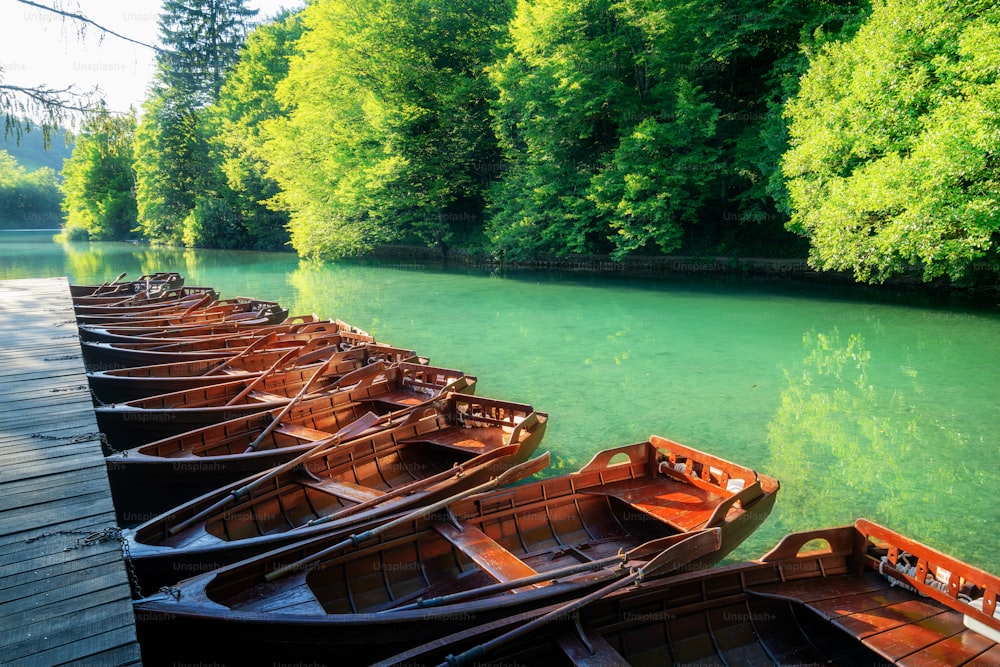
left=58, top=240, right=202, bottom=285
left=765, top=329, right=993, bottom=571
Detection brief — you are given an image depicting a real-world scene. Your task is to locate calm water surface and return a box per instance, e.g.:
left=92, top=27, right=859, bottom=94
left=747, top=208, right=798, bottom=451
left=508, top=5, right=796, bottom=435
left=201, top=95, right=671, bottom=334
left=3, top=231, right=998, bottom=572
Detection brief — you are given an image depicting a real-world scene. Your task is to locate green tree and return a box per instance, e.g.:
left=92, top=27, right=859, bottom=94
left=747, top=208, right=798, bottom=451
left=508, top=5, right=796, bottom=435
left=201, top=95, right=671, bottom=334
left=0, top=150, right=61, bottom=228
left=782, top=0, right=1000, bottom=283
left=158, top=0, right=259, bottom=106
left=134, top=89, right=204, bottom=243
left=486, top=0, right=868, bottom=261
left=262, top=0, right=512, bottom=259
left=60, top=111, right=138, bottom=240
left=134, top=0, right=257, bottom=246
left=207, top=10, right=304, bottom=251
left=487, top=0, right=739, bottom=260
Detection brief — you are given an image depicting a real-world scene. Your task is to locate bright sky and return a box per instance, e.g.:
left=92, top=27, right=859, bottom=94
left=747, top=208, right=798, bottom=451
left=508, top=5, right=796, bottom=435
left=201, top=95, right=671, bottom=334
left=0, top=0, right=300, bottom=116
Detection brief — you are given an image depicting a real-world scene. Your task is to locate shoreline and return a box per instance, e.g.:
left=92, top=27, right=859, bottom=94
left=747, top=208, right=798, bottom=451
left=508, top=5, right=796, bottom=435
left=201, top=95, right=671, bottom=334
left=363, top=245, right=1000, bottom=310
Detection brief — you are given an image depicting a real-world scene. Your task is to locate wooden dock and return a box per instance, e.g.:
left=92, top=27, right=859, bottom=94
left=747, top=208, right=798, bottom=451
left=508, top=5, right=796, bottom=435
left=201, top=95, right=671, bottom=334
left=0, top=277, right=142, bottom=666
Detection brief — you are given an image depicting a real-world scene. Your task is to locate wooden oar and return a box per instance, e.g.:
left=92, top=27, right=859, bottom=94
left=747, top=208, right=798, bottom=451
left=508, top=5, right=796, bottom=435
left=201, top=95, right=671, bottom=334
left=301, top=444, right=521, bottom=528
left=167, top=411, right=384, bottom=537
left=222, top=346, right=307, bottom=407
left=178, top=292, right=214, bottom=318
left=264, top=453, right=552, bottom=583
left=169, top=378, right=463, bottom=537
left=241, top=353, right=346, bottom=453
left=389, top=530, right=715, bottom=612
left=224, top=354, right=389, bottom=412
left=90, top=271, right=127, bottom=295
left=241, top=361, right=466, bottom=455
left=438, top=528, right=723, bottom=667
left=198, top=332, right=279, bottom=376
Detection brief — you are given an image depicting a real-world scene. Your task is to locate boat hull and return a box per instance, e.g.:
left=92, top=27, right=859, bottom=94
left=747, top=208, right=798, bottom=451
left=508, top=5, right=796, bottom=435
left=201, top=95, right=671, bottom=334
left=132, top=438, right=777, bottom=665
left=378, top=519, right=1000, bottom=667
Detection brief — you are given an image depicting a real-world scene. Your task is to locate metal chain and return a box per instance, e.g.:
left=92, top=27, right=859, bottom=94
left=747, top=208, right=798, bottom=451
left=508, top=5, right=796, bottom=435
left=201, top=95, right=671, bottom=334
left=29, top=431, right=103, bottom=444
left=118, top=529, right=144, bottom=599
left=24, top=526, right=144, bottom=599
left=90, top=386, right=107, bottom=407
left=100, top=431, right=126, bottom=456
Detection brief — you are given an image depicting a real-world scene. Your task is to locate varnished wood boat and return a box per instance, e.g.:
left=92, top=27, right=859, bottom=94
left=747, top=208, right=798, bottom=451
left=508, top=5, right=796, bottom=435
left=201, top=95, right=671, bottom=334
left=104, top=378, right=483, bottom=524
left=86, top=342, right=422, bottom=404
left=72, top=286, right=221, bottom=316
left=71, top=292, right=279, bottom=326
left=380, top=518, right=1000, bottom=667
left=96, top=359, right=468, bottom=448
left=69, top=271, right=185, bottom=298
left=131, top=436, right=777, bottom=665
left=80, top=320, right=371, bottom=371
left=122, top=399, right=548, bottom=593
left=77, top=302, right=308, bottom=343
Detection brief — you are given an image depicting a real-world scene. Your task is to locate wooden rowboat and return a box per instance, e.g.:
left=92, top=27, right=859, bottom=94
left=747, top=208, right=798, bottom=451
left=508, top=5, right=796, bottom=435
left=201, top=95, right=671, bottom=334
left=104, top=376, right=481, bottom=524
left=69, top=271, right=185, bottom=298
left=122, top=400, right=548, bottom=593
left=95, top=359, right=467, bottom=448
left=380, top=518, right=1000, bottom=667
left=78, top=312, right=320, bottom=345
left=131, top=436, right=777, bottom=665
left=72, top=287, right=221, bottom=315
left=80, top=320, right=372, bottom=371
left=86, top=342, right=422, bottom=404
left=71, top=293, right=281, bottom=326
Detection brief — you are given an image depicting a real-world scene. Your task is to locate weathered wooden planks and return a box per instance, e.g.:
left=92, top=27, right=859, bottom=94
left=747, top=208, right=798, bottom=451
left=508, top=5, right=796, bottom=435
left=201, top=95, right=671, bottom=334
left=0, top=277, right=142, bottom=667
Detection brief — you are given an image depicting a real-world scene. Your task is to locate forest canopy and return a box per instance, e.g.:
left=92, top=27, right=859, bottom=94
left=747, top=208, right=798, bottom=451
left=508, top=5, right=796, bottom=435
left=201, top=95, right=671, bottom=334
left=52, top=0, right=1000, bottom=287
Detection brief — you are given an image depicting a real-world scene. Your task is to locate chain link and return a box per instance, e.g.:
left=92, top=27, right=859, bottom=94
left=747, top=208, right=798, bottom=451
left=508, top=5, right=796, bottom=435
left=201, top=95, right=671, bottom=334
left=28, top=431, right=103, bottom=443
left=24, top=526, right=144, bottom=599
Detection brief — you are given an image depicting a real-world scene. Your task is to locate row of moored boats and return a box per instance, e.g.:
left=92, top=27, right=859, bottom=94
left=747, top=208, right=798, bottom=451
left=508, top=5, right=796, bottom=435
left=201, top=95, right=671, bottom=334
left=69, top=271, right=1000, bottom=666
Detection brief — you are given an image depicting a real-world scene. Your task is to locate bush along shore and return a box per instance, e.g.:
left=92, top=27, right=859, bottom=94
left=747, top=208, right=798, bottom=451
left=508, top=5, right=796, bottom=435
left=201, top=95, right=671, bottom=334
left=362, top=245, right=1000, bottom=309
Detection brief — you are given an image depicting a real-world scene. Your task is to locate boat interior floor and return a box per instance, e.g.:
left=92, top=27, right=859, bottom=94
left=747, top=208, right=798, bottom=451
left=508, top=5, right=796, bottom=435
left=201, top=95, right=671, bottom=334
left=748, top=571, right=1000, bottom=666
left=581, top=476, right=724, bottom=532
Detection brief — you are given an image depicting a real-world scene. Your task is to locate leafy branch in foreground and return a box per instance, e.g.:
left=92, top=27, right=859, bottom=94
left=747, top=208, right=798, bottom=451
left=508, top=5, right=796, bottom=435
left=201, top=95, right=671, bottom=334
left=2, top=0, right=159, bottom=143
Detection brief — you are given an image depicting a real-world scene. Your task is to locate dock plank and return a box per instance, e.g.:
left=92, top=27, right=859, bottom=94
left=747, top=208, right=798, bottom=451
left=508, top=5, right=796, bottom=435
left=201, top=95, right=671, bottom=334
left=0, top=277, right=142, bottom=666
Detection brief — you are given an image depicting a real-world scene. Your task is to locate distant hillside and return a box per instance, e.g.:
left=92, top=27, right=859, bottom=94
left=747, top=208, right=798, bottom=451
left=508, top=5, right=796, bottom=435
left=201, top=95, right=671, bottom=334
left=1, top=126, right=74, bottom=175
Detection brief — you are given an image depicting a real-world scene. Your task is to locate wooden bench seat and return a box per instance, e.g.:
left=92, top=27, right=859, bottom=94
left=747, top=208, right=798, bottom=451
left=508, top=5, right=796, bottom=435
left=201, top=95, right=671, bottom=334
left=299, top=478, right=386, bottom=504
left=271, top=422, right=337, bottom=442
left=245, top=390, right=289, bottom=403
left=399, top=426, right=497, bottom=452
left=434, top=520, right=538, bottom=584
left=363, top=389, right=425, bottom=407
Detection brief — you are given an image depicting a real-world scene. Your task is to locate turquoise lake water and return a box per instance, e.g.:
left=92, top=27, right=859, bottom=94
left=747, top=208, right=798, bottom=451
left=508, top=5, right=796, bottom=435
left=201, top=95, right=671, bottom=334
left=3, top=230, right=998, bottom=573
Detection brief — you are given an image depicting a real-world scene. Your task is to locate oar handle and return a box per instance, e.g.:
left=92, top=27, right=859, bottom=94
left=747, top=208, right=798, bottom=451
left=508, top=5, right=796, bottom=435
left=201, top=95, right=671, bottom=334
left=179, top=293, right=213, bottom=317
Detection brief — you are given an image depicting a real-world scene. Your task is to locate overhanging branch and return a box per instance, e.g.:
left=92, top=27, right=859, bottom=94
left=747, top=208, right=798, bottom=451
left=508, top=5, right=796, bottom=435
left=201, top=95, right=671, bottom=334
left=15, top=0, right=161, bottom=52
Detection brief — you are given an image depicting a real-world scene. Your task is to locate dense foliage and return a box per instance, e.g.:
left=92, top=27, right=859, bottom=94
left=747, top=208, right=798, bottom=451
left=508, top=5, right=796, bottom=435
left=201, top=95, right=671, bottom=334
left=134, top=0, right=258, bottom=248
left=782, top=0, right=1000, bottom=283
left=205, top=10, right=303, bottom=251
left=60, top=112, right=138, bottom=240
left=0, top=149, right=61, bottom=228
left=260, top=0, right=512, bottom=258
left=49, top=0, right=1000, bottom=286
